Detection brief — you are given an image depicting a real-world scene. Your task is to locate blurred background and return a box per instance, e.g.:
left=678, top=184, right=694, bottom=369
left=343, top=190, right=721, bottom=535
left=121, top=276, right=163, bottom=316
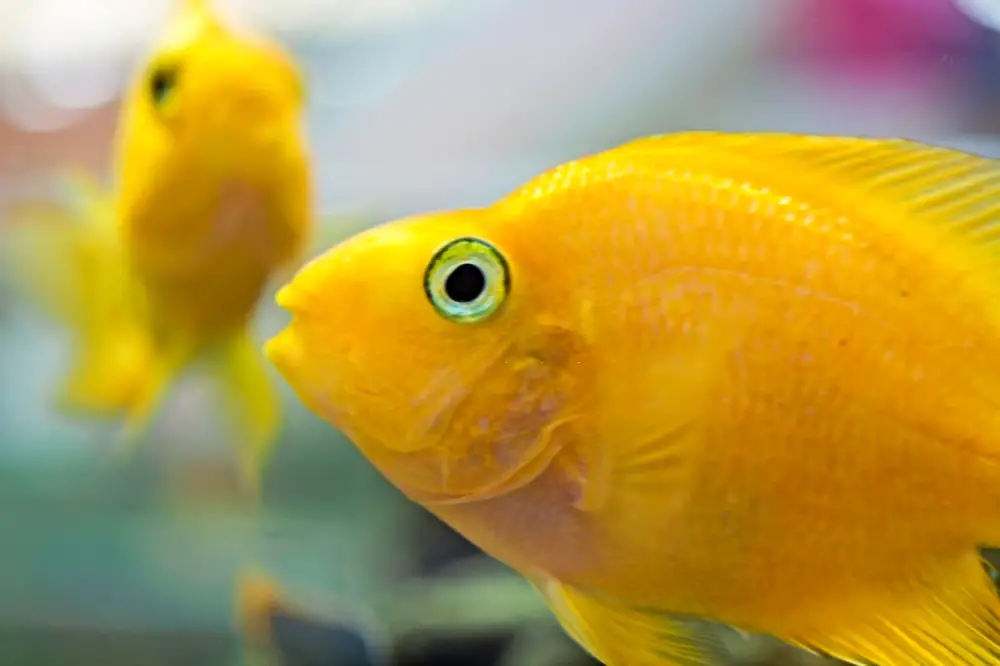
left=2, top=0, right=1000, bottom=664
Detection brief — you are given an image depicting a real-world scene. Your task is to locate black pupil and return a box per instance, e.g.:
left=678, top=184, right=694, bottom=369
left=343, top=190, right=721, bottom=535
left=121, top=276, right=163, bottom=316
left=444, top=263, right=486, bottom=303
left=150, top=67, right=177, bottom=105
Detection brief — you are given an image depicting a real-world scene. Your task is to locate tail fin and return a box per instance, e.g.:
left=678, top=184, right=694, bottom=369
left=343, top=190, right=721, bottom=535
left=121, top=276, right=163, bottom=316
left=235, top=568, right=387, bottom=666
left=211, top=330, right=281, bottom=498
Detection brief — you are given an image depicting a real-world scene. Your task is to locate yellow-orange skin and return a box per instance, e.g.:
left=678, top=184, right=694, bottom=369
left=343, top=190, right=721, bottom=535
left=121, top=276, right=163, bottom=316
left=268, top=133, right=1000, bottom=663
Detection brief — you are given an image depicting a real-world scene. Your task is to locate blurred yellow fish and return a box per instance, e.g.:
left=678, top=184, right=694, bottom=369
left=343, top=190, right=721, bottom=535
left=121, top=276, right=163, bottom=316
left=1, top=0, right=312, bottom=493
left=267, top=131, right=1000, bottom=665
left=115, top=0, right=311, bottom=491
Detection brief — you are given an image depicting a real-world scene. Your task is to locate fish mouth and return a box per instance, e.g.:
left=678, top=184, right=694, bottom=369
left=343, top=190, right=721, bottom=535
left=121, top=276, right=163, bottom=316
left=264, top=308, right=569, bottom=509
left=264, top=286, right=307, bottom=389
left=273, top=283, right=299, bottom=316
left=263, top=325, right=297, bottom=380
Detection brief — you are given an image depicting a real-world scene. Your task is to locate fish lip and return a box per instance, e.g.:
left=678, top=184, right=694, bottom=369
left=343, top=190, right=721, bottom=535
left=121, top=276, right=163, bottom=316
left=274, top=283, right=297, bottom=312
left=263, top=324, right=298, bottom=380
left=264, top=284, right=299, bottom=378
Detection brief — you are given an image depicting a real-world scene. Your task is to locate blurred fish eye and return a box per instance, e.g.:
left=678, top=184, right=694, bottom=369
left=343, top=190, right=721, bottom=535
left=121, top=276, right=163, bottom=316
left=423, top=237, right=509, bottom=323
left=148, top=63, right=180, bottom=109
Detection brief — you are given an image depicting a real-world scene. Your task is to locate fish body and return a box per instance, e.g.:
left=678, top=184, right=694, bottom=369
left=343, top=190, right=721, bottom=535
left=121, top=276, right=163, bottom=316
left=1, top=0, right=312, bottom=491
left=267, top=132, right=1000, bottom=665
left=113, top=0, right=311, bottom=488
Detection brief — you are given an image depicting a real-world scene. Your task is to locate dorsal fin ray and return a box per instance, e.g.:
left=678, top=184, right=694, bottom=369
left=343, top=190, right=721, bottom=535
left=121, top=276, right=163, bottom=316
left=616, top=132, right=1000, bottom=257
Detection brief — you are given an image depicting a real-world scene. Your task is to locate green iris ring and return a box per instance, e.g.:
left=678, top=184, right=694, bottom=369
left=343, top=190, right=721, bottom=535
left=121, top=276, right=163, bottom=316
left=424, top=237, right=510, bottom=323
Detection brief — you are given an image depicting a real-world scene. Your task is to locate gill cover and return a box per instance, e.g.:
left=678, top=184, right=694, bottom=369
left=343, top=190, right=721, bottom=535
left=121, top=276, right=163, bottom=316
left=396, top=326, right=595, bottom=504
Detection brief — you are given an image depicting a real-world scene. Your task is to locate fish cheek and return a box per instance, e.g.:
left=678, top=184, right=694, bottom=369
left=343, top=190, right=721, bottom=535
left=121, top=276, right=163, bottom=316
left=426, top=325, right=598, bottom=502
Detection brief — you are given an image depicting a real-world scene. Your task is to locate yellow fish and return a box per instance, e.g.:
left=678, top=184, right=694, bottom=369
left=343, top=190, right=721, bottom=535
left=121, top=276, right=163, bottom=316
left=115, top=0, right=311, bottom=489
left=2, top=0, right=311, bottom=492
left=266, top=131, right=1000, bottom=665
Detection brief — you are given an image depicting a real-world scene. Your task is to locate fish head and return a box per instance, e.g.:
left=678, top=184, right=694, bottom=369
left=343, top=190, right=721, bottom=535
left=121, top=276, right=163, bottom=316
left=116, top=0, right=307, bottom=183
left=266, top=209, right=594, bottom=505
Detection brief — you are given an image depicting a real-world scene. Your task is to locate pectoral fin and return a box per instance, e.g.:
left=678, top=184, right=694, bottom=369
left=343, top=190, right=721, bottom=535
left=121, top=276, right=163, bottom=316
left=57, top=328, right=154, bottom=417
left=213, top=330, right=281, bottom=498
left=114, top=336, right=195, bottom=458
left=534, top=578, right=728, bottom=666
left=783, top=553, right=1000, bottom=665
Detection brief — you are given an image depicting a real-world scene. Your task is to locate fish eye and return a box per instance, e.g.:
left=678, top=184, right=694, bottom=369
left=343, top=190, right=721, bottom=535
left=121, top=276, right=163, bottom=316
left=424, top=237, right=509, bottom=323
left=148, top=63, right=179, bottom=109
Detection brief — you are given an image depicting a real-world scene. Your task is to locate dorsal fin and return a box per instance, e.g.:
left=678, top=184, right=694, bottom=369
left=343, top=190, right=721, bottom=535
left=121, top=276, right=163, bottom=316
left=176, top=0, right=218, bottom=25
left=618, top=132, right=1000, bottom=259
left=159, top=0, right=226, bottom=49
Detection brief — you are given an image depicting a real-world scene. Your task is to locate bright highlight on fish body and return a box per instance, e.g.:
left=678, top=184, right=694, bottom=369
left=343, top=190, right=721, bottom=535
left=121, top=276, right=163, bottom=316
left=0, top=0, right=312, bottom=495
left=268, top=131, right=1000, bottom=665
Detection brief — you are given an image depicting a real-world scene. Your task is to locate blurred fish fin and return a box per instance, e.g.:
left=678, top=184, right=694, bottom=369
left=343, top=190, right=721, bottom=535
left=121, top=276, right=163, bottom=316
left=214, top=330, right=281, bottom=498
left=782, top=552, right=1000, bottom=666
left=0, top=170, right=130, bottom=341
left=176, top=0, right=219, bottom=25
left=56, top=326, right=155, bottom=418
left=235, top=567, right=389, bottom=666
left=535, top=577, right=728, bottom=665
left=60, top=168, right=117, bottom=233
left=0, top=198, right=101, bottom=327
left=160, top=0, right=227, bottom=48
left=1, top=181, right=160, bottom=422
left=180, top=0, right=210, bottom=15
left=114, top=342, right=188, bottom=456
left=59, top=356, right=128, bottom=417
